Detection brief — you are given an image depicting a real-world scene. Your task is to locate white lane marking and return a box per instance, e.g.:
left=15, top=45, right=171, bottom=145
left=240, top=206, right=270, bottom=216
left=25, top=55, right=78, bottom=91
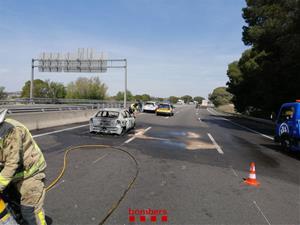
left=230, top=166, right=238, bottom=177
left=144, top=127, right=152, bottom=133
left=208, top=108, right=226, bottom=116
left=253, top=201, right=272, bottom=225
left=165, top=117, right=169, bottom=119
left=207, top=133, right=224, bottom=154
left=206, top=108, right=273, bottom=140
left=124, top=136, right=136, bottom=144
left=124, top=127, right=152, bottom=144
left=92, top=153, right=108, bottom=164
left=33, top=124, right=89, bottom=138
left=207, top=108, right=218, bottom=115
left=222, top=118, right=273, bottom=140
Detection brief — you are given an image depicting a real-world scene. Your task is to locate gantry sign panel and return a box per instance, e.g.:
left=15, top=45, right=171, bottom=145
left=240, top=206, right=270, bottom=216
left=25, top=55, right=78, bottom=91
left=38, top=49, right=108, bottom=73
left=32, top=49, right=127, bottom=107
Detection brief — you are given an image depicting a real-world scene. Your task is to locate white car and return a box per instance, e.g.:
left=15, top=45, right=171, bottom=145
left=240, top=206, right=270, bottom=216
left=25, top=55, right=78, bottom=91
left=89, top=108, right=135, bottom=135
left=143, top=101, right=158, bottom=113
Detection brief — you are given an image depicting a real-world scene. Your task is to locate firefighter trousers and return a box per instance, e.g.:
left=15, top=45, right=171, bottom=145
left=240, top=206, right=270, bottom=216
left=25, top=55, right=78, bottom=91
left=15, top=173, right=47, bottom=225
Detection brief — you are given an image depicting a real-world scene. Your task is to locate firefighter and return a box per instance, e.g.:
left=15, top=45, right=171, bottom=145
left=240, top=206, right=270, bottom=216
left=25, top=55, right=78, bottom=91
left=136, top=100, right=143, bottom=112
left=0, top=109, right=47, bottom=225
left=129, top=103, right=138, bottom=116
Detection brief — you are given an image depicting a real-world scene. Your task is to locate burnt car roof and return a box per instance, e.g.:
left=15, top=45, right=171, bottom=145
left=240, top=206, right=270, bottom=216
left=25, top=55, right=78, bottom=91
left=98, top=108, right=126, bottom=112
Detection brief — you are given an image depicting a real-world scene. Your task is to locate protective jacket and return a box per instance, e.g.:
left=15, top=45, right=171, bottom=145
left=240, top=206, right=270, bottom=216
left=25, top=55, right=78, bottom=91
left=0, top=118, right=47, bottom=191
left=130, top=103, right=138, bottom=112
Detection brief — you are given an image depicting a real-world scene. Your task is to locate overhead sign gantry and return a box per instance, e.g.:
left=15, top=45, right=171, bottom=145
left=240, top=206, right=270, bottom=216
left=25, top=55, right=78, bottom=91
left=30, top=48, right=128, bottom=107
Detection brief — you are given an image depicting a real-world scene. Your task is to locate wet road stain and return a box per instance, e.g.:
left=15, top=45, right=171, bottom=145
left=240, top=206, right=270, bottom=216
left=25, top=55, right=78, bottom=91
left=133, top=130, right=215, bottom=151
left=185, top=140, right=215, bottom=150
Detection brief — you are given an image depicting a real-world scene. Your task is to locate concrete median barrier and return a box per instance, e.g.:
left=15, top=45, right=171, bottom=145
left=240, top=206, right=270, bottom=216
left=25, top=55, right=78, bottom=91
left=7, top=109, right=98, bottom=130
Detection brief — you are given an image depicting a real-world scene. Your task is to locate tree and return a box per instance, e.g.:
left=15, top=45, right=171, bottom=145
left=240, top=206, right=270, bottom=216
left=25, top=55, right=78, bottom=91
left=226, top=0, right=300, bottom=116
left=209, top=87, right=232, bottom=107
left=226, top=61, right=242, bottom=89
left=0, top=86, right=7, bottom=99
left=169, top=96, right=179, bottom=104
left=134, top=94, right=151, bottom=102
left=141, top=94, right=151, bottom=102
left=181, top=95, right=193, bottom=103
left=47, top=81, right=66, bottom=99
left=21, top=79, right=49, bottom=98
left=66, top=77, right=107, bottom=100
left=21, top=79, right=66, bottom=98
left=134, top=95, right=142, bottom=101
left=226, top=50, right=266, bottom=113
left=193, top=96, right=205, bottom=103
left=115, top=90, right=133, bottom=101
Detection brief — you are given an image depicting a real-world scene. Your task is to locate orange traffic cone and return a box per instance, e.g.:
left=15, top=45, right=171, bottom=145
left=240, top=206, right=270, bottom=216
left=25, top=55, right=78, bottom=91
left=244, top=162, right=260, bottom=186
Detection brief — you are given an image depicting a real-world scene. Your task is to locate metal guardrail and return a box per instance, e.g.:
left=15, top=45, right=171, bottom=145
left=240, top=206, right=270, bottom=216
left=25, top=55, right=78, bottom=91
left=6, top=106, right=92, bottom=114
left=2, top=103, right=128, bottom=114
left=0, top=98, right=124, bottom=105
left=0, top=98, right=132, bottom=114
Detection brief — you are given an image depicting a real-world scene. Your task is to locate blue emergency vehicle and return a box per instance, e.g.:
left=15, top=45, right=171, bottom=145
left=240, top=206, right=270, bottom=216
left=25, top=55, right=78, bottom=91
left=274, top=100, right=300, bottom=151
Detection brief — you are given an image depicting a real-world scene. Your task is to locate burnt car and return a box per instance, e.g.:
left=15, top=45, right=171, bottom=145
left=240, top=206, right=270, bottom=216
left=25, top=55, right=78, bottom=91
left=89, top=108, right=135, bottom=135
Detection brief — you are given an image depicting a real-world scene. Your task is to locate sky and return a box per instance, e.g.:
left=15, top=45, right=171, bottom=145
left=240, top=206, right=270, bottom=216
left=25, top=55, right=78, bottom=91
left=0, top=0, right=247, bottom=98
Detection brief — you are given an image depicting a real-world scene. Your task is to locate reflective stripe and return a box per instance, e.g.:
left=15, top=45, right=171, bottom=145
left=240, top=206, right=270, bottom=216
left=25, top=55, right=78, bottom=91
left=13, top=155, right=45, bottom=179
left=249, top=173, right=256, bottom=179
left=0, top=175, right=9, bottom=187
left=0, top=198, right=6, bottom=212
left=37, top=210, right=46, bottom=225
left=0, top=213, right=12, bottom=223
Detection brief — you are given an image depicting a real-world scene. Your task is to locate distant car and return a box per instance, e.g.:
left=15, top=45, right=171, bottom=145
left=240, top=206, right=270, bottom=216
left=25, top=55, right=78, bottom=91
left=156, top=103, right=174, bottom=116
left=89, top=108, right=135, bottom=135
left=177, top=99, right=185, bottom=104
left=143, top=101, right=158, bottom=113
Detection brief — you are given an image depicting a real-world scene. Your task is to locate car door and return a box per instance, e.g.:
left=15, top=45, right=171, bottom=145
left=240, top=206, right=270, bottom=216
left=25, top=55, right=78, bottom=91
left=125, top=111, right=133, bottom=129
left=276, top=105, right=295, bottom=138
left=122, top=110, right=131, bottom=130
left=120, top=111, right=128, bottom=129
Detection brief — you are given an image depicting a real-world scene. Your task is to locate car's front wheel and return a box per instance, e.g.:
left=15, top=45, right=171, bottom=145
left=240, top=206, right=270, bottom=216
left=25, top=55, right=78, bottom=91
left=280, top=135, right=291, bottom=150
left=118, top=127, right=126, bottom=136
left=89, top=124, right=94, bottom=133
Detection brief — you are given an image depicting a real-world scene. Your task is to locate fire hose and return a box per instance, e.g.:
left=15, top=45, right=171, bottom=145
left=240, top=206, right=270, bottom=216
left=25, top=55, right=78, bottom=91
left=45, top=144, right=139, bottom=225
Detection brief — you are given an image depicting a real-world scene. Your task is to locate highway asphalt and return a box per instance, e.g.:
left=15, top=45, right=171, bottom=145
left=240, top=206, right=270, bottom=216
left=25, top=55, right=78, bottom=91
left=31, top=105, right=300, bottom=225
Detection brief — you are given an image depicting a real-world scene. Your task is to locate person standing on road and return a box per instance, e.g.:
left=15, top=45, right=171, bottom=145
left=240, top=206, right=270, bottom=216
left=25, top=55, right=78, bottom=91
left=137, top=100, right=143, bottom=112
left=0, top=109, right=47, bottom=225
left=129, top=103, right=138, bottom=116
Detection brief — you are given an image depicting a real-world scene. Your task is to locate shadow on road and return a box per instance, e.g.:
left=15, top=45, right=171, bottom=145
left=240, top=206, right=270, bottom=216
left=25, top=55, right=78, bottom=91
left=261, top=144, right=300, bottom=161
left=204, top=114, right=275, bottom=136
left=45, top=216, right=53, bottom=225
